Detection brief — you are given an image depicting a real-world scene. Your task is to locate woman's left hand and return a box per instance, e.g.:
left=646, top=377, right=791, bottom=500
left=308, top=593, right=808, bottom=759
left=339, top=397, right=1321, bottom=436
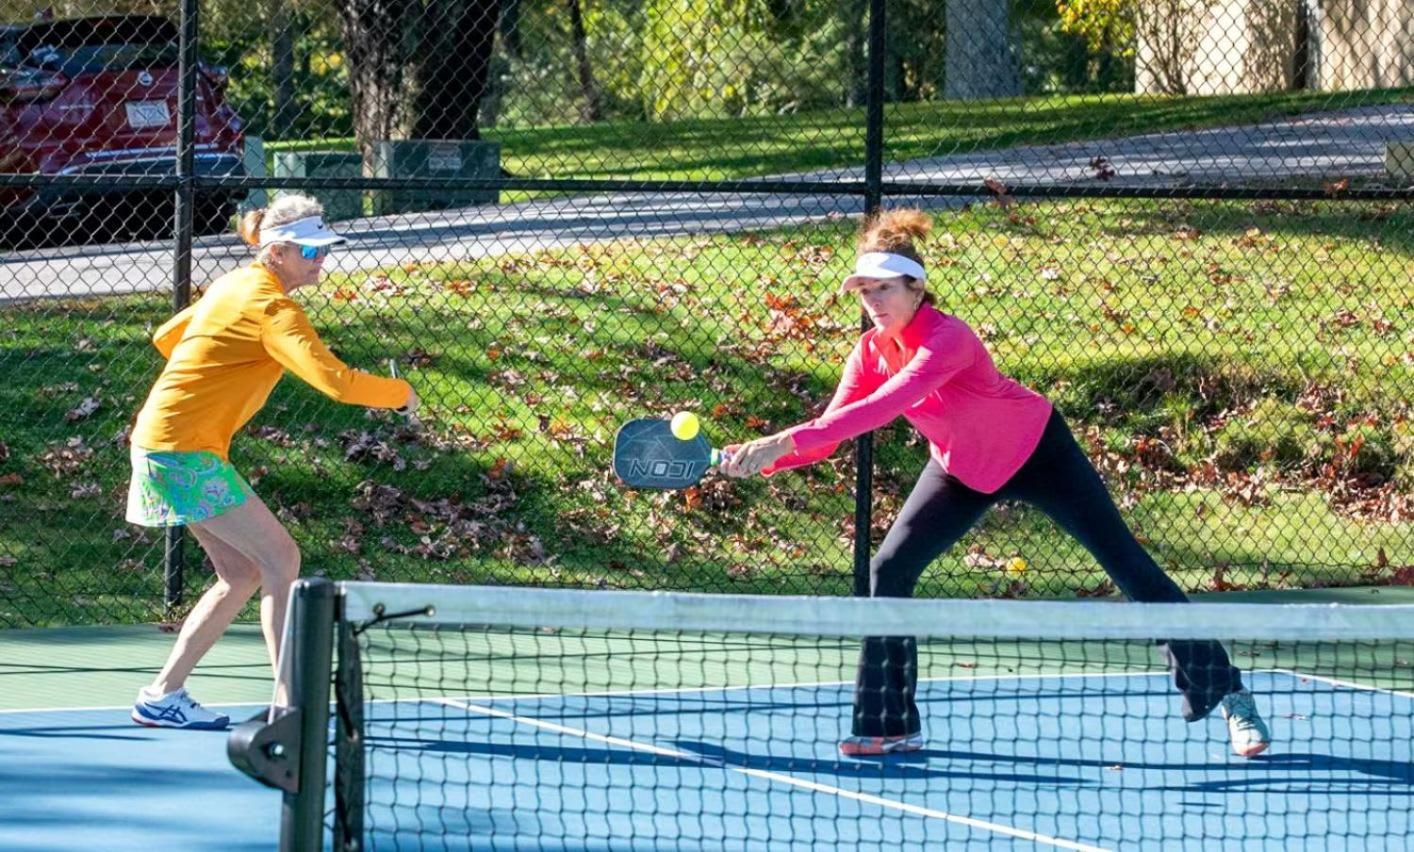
left=721, top=431, right=796, bottom=478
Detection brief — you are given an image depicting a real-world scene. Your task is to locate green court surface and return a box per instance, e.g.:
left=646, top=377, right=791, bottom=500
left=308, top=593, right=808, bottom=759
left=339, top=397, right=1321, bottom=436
left=3, top=586, right=1410, bottom=712
left=0, top=623, right=272, bottom=712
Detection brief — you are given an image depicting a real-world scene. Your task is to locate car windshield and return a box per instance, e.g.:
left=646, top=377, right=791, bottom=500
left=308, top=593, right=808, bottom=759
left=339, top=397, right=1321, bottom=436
left=22, top=42, right=180, bottom=74
left=0, top=31, right=20, bottom=68
left=17, top=17, right=179, bottom=75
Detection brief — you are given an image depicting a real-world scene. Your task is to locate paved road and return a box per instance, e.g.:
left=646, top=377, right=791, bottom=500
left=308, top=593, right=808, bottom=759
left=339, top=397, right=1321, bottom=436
left=4, top=105, right=1410, bottom=303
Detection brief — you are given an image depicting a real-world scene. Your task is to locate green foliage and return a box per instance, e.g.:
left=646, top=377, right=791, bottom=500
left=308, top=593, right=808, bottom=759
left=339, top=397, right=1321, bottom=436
left=1055, top=0, right=1134, bottom=57
left=636, top=0, right=801, bottom=120
left=163, top=0, right=1149, bottom=135
left=1049, top=0, right=1136, bottom=92
left=1017, top=0, right=1132, bottom=93
left=1394, top=420, right=1414, bottom=490
left=1338, top=421, right=1400, bottom=480
left=1213, top=398, right=1325, bottom=473
left=204, top=2, right=354, bottom=141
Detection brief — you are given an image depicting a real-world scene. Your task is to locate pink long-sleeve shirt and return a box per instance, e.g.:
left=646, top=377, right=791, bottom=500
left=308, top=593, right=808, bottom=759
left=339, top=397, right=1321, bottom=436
left=765, top=304, right=1053, bottom=493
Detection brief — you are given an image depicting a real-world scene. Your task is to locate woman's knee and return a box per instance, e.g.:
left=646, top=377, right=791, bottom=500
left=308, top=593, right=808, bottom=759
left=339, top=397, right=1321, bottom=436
left=216, top=564, right=261, bottom=596
left=255, top=533, right=301, bottom=587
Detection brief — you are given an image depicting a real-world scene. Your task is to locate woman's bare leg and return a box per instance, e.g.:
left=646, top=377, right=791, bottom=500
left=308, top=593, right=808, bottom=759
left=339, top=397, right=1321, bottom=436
left=145, top=495, right=300, bottom=693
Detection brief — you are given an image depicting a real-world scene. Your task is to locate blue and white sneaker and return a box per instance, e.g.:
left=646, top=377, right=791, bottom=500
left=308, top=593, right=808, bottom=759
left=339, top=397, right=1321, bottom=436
left=132, top=686, right=230, bottom=730
left=1220, top=689, right=1271, bottom=757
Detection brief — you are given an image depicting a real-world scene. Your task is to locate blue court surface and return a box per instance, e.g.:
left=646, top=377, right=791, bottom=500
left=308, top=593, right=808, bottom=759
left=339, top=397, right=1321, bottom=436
left=4, top=669, right=1407, bottom=850
left=0, top=701, right=272, bottom=851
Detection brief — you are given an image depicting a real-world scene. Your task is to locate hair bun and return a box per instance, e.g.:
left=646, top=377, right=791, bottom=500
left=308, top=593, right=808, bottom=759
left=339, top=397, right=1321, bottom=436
left=862, top=208, right=931, bottom=254
left=237, top=209, right=265, bottom=246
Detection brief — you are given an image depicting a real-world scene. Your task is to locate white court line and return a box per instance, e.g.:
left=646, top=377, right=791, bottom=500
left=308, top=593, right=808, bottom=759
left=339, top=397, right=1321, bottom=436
left=0, top=699, right=268, bottom=716
left=21, top=665, right=1406, bottom=716
left=0, top=669, right=1172, bottom=715
left=389, top=668, right=1173, bottom=705
left=1266, top=668, right=1414, bottom=701
left=438, top=697, right=1110, bottom=852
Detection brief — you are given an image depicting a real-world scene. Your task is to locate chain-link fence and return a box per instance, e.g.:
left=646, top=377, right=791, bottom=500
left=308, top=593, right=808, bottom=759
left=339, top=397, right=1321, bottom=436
left=1, top=0, right=1411, bottom=626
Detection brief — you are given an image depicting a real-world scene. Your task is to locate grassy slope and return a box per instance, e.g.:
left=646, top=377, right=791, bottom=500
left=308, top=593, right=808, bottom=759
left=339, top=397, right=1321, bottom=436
left=1, top=198, right=1411, bottom=625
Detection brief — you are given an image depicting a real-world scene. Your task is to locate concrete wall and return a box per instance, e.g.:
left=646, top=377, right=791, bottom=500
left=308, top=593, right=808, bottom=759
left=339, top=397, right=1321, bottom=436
left=1135, top=0, right=1413, bottom=95
left=1316, top=0, right=1414, bottom=90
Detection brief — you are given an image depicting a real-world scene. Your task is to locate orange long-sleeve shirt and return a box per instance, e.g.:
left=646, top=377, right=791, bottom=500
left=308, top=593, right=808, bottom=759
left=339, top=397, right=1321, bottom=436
left=131, top=262, right=411, bottom=460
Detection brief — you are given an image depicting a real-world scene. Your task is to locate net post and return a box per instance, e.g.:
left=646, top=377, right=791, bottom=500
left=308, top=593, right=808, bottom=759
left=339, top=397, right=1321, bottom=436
left=281, top=578, right=337, bottom=852
left=333, top=612, right=366, bottom=850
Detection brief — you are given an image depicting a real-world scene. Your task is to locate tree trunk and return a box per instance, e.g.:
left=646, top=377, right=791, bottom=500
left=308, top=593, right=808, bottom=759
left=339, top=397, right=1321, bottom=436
left=842, top=0, right=868, bottom=108
left=409, top=0, right=501, bottom=139
left=943, top=0, right=1022, bottom=100
left=338, top=0, right=416, bottom=169
left=566, top=0, right=602, bottom=123
left=269, top=1, right=296, bottom=139
left=499, top=0, right=522, bottom=59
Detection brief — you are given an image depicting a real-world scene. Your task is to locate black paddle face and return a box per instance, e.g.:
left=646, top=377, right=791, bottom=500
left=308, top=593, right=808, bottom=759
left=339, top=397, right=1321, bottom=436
left=613, top=418, right=714, bottom=489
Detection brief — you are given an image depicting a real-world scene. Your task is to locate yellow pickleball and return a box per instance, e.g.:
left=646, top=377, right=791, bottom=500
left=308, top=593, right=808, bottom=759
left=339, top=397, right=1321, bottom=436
left=670, top=411, right=700, bottom=440
left=1005, top=557, right=1028, bottom=575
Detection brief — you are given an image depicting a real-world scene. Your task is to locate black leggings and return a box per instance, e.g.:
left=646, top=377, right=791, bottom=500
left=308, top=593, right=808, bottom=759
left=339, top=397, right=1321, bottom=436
left=852, top=410, right=1243, bottom=737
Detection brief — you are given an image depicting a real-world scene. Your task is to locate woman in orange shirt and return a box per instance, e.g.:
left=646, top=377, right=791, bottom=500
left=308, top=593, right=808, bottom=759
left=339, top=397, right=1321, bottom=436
left=126, top=194, right=414, bottom=729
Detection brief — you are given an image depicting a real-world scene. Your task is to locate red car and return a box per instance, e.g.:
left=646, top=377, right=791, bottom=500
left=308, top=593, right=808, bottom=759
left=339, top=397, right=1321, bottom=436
left=0, top=15, right=245, bottom=238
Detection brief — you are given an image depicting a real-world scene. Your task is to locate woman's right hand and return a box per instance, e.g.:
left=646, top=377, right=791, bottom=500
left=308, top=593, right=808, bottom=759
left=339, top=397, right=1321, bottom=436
left=721, top=432, right=794, bottom=478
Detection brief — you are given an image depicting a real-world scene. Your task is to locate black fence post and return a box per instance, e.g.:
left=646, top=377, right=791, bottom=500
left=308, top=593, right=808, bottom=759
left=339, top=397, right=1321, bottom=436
left=165, top=0, right=202, bottom=616
left=852, top=0, right=887, bottom=598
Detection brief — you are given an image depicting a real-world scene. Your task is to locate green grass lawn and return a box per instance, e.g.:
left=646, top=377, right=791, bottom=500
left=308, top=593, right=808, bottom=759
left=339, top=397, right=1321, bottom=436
left=1, top=197, right=1411, bottom=626
left=263, top=88, right=1414, bottom=204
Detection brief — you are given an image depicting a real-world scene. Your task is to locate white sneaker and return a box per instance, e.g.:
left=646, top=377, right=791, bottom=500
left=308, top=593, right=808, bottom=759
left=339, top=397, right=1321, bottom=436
left=1220, top=689, right=1271, bottom=758
left=131, top=686, right=230, bottom=730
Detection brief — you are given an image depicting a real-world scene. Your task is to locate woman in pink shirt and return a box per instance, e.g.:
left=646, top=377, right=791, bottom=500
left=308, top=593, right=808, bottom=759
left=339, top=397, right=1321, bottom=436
left=722, top=209, right=1270, bottom=759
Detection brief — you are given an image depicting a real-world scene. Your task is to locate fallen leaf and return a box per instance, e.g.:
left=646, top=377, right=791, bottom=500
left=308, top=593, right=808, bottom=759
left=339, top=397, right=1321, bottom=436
left=65, top=397, right=101, bottom=422
left=70, top=483, right=102, bottom=498
left=983, top=177, right=1014, bottom=208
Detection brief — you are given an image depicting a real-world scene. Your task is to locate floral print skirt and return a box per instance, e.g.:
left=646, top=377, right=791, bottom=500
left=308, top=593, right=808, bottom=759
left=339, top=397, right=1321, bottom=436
left=125, top=447, right=253, bottom=528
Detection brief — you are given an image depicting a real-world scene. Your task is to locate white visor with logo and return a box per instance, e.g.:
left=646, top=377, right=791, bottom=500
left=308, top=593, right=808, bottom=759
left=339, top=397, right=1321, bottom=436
left=259, top=215, right=347, bottom=248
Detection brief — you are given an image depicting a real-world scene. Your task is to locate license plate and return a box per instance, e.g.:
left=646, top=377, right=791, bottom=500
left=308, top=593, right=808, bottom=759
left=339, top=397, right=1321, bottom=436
left=428, top=144, right=462, bottom=172
left=125, top=100, right=171, bottom=129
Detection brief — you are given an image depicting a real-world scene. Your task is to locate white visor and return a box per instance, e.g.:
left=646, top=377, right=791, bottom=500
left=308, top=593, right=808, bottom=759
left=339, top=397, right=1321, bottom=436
left=841, top=252, right=927, bottom=293
left=259, top=215, right=347, bottom=248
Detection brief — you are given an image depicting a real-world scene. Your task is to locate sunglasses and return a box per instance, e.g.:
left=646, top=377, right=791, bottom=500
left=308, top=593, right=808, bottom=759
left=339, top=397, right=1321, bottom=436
left=297, top=244, right=331, bottom=261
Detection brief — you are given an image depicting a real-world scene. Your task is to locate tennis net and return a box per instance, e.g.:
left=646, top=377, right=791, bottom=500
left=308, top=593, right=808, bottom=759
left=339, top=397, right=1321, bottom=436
left=231, top=580, right=1414, bottom=851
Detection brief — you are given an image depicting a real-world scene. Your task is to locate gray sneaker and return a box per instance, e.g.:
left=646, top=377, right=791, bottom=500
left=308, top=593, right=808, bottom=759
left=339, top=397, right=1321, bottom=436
left=1220, top=690, right=1271, bottom=757
left=838, top=733, right=925, bottom=757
